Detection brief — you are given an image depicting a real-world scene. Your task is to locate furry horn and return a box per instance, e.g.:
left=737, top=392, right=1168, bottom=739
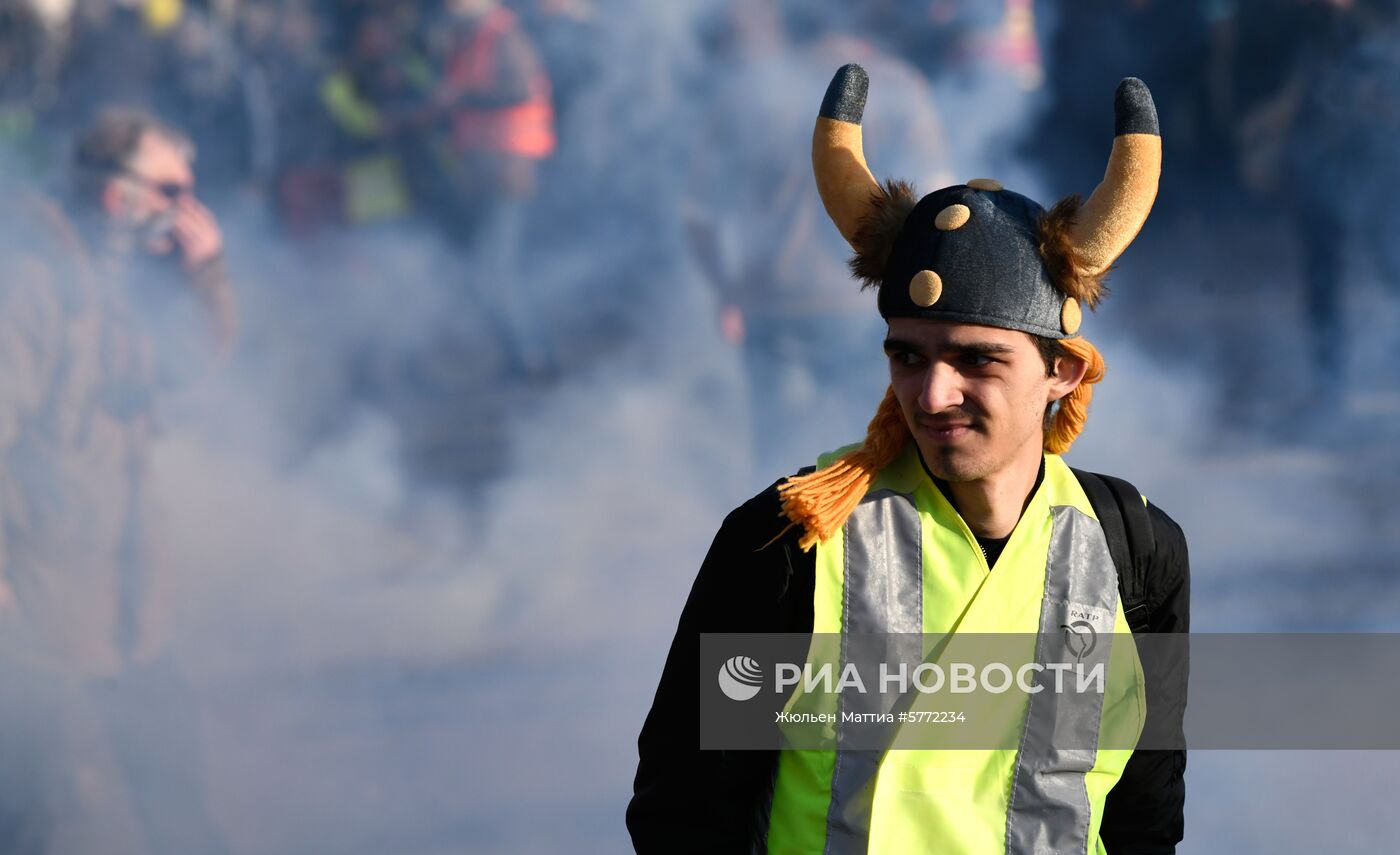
left=1070, top=77, right=1162, bottom=276
left=812, top=64, right=885, bottom=246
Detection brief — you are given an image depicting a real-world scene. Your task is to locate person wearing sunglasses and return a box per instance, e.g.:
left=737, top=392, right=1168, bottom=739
left=0, top=107, right=238, bottom=855
left=71, top=107, right=237, bottom=354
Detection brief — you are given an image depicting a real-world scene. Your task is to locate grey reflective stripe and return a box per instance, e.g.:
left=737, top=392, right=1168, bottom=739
left=842, top=490, right=923, bottom=635
left=824, top=490, right=922, bottom=855
left=1004, top=505, right=1120, bottom=855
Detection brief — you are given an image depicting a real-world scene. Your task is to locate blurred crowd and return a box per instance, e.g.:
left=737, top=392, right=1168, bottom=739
left=0, top=0, right=568, bottom=229
left=0, top=0, right=1398, bottom=852
left=0, top=0, right=1392, bottom=468
left=1034, top=0, right=1400, bottom=425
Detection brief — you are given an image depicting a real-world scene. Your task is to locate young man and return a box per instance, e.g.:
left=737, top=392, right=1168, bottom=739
left=628, top=66, right=1189, bottom=854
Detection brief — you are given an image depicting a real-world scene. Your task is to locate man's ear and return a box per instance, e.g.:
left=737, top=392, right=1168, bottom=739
left=1049, top=349, right=1090, bottom=402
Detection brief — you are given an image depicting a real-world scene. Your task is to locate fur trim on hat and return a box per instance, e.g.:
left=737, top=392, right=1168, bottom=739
left=848, top=178, right=918, bottom=290
left=1038, top=194, right=1109, bottom=309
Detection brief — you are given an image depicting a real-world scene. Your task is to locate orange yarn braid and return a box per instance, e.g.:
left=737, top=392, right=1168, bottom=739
left=1044, top=336, right=1104, bottom=455
left=773, top=337, right=1106, bottom=551
left=773, top=386, right=909, bottom=552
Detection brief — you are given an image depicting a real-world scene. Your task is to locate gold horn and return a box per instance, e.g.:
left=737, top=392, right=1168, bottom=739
left=812, top=64, right=884, bottom=246
left=1071, top=77, right=1162, bottom=275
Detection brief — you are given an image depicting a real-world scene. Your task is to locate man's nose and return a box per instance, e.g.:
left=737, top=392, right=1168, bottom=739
left=917, top=362, right=964, bottom=413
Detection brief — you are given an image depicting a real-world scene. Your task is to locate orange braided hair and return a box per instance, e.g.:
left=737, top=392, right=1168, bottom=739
left=1044, top=335, right=1104, bottom=454
left=774, top=336, right=1105, bottom=551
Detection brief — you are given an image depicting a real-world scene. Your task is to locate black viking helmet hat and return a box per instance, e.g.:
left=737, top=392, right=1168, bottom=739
left=813, top=64, right=1162, bottom=338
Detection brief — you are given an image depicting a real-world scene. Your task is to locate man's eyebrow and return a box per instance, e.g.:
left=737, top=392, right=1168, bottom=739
left=882, top=338, right=1017, bottom=357
left=953, top=342, right=1017, bottom=356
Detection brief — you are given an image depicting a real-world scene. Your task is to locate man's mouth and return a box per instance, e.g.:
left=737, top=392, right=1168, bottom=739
left=918, top=421, right=975, bottom=442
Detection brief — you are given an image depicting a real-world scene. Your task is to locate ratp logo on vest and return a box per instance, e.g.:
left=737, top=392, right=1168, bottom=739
left=1061, top=619, right=1098, bottom=662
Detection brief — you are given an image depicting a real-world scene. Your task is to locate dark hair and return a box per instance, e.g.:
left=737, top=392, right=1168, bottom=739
left=1031, top=333, right=1067, bottom=378
left=69, top=108, right=193, bottom=209
left=1031, top=333, right=1068, bottom=431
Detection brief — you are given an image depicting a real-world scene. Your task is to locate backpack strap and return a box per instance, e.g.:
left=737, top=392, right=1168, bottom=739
left=1071, top=468, right=1156, bottom=632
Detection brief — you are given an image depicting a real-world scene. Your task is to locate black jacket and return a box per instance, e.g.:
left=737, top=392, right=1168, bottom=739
left=627, top=471, right=1190, bottom=854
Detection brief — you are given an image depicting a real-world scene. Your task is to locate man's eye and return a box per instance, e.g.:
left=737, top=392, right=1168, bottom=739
left=961, top=354, right=994, bottom=367
left=890, top=351, right=921, bottom=367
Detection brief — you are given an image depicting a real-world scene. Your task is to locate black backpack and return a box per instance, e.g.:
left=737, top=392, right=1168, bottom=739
left=1070, top=469, right=1155, bottom=634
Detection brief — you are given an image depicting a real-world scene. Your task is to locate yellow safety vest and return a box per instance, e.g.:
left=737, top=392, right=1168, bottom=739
left=766, top=441, right=1146, bottom=854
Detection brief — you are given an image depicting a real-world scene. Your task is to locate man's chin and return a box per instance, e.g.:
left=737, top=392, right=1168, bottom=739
left=914, top=442, right=986, bottom=483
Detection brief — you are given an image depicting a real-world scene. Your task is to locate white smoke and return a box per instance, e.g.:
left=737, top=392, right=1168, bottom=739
left=5, top=1, right=1400, bottom=853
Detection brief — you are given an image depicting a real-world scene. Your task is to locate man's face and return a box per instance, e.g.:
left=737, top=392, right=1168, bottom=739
left=105, top=131, right=195, bottom=255
left=884, top=317, right=1078, bottom=483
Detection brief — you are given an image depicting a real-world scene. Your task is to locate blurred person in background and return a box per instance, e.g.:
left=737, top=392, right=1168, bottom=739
left=685, top=0, right=948, bottom=475
left=1234, top=0, right=1400, bottom=396
left=158, top=2, right=274, bottom=203
left=57, top=0, right=171, bottom=125
left=410, top=0, right=557, bottom=374
left=316, top=2, right=428, bottom=228
left=858, top=0, right=1042, bottom=90
left=513, top=0, right=596, bottom=130
left=414, top=0, right=556, bottom=244
left=1029, top=0, right=1220, bottom=219
left=69, top=106, right=237, bottom=364
left=57, top=0, right=270, bottom=204
left=0, top=108, right=235, bottom=855
left=237, top=0, right=344, bottom=235
left=0, top=0, right=62, bottom=174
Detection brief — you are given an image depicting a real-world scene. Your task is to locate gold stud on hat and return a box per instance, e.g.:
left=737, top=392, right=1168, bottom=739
left=910, top=270, right=943, bottom=307
left=966, top=178, right=1003, bottom=191
left=935, top=204, right=971, bottom=231
left=1061, top=297, right=1082, bottom=334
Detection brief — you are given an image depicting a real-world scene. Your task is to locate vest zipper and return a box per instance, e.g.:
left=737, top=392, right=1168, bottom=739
left=963, top=523, right=991, bottom=575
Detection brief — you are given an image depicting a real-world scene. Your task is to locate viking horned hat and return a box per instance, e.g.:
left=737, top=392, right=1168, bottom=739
left=776, top=65, right=1162, bottom=551
left=814, top=63, right=1159, bottom=335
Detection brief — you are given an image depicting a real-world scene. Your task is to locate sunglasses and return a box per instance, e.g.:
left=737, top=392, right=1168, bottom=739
left=121, top=171, right=194, bottom=201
